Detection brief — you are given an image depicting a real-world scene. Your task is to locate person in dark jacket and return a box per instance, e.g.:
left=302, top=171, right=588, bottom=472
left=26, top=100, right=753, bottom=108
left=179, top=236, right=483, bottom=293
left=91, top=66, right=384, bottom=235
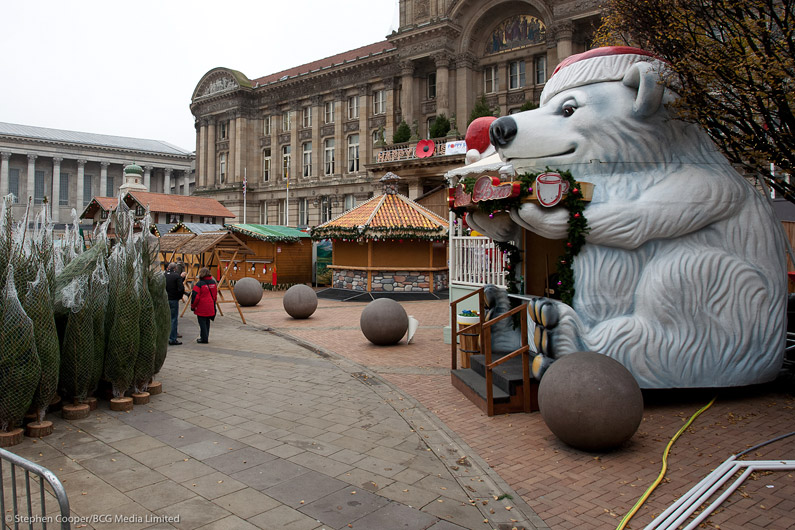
left=165, top=262, right=186, bottom=345
left=191, top=267, right=218, bottom=343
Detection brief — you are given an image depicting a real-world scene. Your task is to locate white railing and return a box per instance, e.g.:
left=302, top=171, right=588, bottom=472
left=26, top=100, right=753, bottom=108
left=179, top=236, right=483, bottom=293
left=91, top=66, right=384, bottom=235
left=450, top=236, right=507, bottom=287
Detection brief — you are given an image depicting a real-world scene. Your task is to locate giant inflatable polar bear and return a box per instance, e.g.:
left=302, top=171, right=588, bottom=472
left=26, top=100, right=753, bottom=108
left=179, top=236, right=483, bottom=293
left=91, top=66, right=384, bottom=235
left=467, top=47, right=787, bottom=388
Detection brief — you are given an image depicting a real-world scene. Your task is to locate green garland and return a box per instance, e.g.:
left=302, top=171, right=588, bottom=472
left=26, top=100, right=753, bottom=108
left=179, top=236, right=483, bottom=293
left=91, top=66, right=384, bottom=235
left=454, top=169, right=589, bottom=306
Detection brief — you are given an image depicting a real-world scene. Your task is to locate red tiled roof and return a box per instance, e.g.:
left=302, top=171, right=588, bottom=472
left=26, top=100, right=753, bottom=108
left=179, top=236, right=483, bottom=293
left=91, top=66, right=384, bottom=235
left=252, top=41, right=395, bottom=86
left=94, top=197, right=119, bottom=211
left=314, top=193, right=448, bottom=237
left=125, top=191, right=235, bottom=218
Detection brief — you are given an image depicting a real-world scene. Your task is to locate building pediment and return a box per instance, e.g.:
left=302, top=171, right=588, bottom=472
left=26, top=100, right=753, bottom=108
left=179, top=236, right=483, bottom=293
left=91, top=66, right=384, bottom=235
left=192, top=68, right=252, bottom=102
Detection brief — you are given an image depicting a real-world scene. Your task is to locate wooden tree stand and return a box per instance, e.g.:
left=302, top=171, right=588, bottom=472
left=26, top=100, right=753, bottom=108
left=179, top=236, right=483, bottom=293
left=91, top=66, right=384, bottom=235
left=25, top=421, right=54, bottom=438
left=0, top=428, right=24, bottom=448
left=49, top=394, right=63, bottom=411
left=62, top=403, right=90, bottom=420
left=132, top=392, right=150, bottom=405
left=147, top=381, right=163, bottom=395
left=81, top=397, right=98, bottom=411
left=110, top=397, right=133, bottom=412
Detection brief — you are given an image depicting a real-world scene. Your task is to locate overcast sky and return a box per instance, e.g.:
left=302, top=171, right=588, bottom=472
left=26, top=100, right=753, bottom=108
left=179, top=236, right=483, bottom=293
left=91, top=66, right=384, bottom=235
left=0, top=0, right=399, bottom=152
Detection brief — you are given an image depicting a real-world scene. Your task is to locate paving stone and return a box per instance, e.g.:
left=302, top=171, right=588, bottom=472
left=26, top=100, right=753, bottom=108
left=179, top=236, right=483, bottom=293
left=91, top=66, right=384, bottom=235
left=377, top=482, right=445, bottom=510
left=287, top=450, right=353, bottom=477
left=155, top=459, right=216, bottom=483
left=264, top=470, right=348, bottom=508
left=90, top=500, right=155, bottom=530
left=247, top=505, right=324, bottom=530
left=420, top=497, right=492, bottom=529
left=126, top=480, right=198, bottom=511
left=350, top=500, right=440, bottom=530
left=213, top=488, right=281, bottom=519
left=195, top=514, right=260, bottom=530
left=202, top=446, right=277, bottom=474
left=230, top=460, right=310, bottom=491
left=298, top=487, right=390, bottom=528
left=180, top=471, right=247, bottom=500
left=335, top=467, right=396, bottom=492
left=130, top=446, right=191, bottom=469
left=353, top=454, right=407, bottom=478
left=154, top=496, right=231, bottom=530
left=110, top=434, right=167, bottom=454
left=178, top=439, right=245, bottom=460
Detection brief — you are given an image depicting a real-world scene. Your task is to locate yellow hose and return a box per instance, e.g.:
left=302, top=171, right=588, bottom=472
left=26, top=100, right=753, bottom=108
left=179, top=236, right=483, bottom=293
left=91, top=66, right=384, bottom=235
left=616, top=396, right=717, bottom=530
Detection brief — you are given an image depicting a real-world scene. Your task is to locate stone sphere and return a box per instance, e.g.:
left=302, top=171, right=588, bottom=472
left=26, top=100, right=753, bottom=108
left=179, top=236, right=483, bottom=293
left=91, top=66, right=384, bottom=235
left=283, top=284, right=318, bottom=319
left=360, top=298, right=408, bottom=345
left=234, top=277, right=264, bottom=307
left=538, top=352, right=643, bottom=451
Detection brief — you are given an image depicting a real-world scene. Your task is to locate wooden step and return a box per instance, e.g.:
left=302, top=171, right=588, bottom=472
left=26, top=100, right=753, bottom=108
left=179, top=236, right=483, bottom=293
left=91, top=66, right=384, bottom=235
left=469, top=354, right=530, bottom=396
left=451, top=368, right=539, bottom=416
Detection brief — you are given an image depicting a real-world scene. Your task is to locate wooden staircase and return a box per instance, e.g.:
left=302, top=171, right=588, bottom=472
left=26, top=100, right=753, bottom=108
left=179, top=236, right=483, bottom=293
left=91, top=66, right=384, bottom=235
left=450, top=287, right=539, bottom=416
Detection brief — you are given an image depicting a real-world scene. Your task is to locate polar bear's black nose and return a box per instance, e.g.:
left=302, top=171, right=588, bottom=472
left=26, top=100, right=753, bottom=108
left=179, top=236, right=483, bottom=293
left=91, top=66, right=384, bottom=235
left=489, top=117, right=517, bottom=147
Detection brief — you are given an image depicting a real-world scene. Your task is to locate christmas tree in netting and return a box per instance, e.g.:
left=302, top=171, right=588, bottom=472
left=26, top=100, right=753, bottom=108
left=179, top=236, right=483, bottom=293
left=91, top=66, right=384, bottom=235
left=57, top=273, right=94, bottom=403
left=0, top=265, right=42, bottom=431
left=24, top=265, right=60, bottom=423
left=88, top=256, right=109, bottom=395
left=150, top=270, right=170, bottom=375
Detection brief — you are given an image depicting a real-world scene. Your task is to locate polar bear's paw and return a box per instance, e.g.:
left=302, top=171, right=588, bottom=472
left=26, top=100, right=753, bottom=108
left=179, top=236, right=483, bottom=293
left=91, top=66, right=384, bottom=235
left=528, top=297, right=560, bottom=379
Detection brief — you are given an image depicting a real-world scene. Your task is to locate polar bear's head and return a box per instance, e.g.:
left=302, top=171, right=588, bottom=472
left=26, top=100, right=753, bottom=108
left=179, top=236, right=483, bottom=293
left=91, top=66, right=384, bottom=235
left=489, top=47, right=722, bottom=172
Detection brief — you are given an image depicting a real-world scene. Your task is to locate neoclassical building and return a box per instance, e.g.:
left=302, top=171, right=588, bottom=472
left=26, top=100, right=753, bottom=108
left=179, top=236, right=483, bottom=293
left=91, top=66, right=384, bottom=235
left=0, top=122, right=194, bottom=225
left=190, top=0, right=602, bottom=226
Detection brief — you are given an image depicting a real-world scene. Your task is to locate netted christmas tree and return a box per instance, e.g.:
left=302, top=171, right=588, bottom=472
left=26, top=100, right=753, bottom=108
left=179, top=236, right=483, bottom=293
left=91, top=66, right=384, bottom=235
left=24, top=265, right=60, bottom=423
left=0, top=265, right=42, bottom=432
left=88, top=257, right=109, bottom=395
left=57, top=273, right=95, bottom=403
left=150, top=269, right=170, bottom=375
left=103, top=226, right=140, bottom=398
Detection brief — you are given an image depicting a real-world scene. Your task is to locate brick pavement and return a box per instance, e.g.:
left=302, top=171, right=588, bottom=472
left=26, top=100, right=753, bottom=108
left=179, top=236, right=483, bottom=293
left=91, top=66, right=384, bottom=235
left=244, top=290, right=795, bottom=530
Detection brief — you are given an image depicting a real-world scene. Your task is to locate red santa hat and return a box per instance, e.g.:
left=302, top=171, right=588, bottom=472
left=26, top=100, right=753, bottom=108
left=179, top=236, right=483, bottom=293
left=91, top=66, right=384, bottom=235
left=540, top=46, right=669, bottom=106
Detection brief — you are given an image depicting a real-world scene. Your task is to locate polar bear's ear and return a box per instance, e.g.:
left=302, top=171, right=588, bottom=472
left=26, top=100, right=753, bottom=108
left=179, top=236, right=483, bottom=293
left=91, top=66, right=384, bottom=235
left=622, top=62, right=666, bottom=118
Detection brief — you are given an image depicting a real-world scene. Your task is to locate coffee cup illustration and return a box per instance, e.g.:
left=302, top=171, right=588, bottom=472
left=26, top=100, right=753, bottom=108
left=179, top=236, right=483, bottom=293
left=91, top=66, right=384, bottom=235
left=536, top=172, right=569, bottom=207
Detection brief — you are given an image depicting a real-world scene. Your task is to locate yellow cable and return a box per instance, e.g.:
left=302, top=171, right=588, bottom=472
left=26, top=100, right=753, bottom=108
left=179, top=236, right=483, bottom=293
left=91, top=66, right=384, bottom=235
left=616, top=396, right=717, bottom=530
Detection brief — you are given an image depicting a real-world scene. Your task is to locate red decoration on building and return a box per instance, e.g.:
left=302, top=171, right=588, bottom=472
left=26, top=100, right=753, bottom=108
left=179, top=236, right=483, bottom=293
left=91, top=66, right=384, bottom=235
left=416, top=139, right=435, bottom=158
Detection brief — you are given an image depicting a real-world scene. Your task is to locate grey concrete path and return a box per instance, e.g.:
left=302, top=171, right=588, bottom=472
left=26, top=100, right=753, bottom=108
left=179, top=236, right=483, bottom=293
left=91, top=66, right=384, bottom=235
left=7, top=314, right=537, bottom=530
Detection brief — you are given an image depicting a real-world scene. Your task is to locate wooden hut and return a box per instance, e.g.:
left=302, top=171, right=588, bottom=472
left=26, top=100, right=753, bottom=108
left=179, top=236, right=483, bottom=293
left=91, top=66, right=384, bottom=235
left=312, top=173, right=448, bottom=293
left=225, top=224, right=313, bottom=286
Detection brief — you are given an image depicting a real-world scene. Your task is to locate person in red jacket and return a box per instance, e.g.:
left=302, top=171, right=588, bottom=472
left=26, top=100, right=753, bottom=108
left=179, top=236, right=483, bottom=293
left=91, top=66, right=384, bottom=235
left=191, top=267, right=218, bottom=343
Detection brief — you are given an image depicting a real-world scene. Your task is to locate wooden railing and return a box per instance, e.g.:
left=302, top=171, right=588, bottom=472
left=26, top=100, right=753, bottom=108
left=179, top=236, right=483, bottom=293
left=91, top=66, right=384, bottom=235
left=450, top=288, right=532, bottom=416
left=374, top=135, right=465, bottom=164
left=481, top=303, right=530, bottom=416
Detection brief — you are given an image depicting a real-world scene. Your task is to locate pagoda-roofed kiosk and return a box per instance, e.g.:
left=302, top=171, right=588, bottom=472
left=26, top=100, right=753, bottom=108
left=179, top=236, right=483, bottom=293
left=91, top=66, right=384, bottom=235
left=225, top=224, right=313, bottom=286
left=312, top=174, right=448, bottom=293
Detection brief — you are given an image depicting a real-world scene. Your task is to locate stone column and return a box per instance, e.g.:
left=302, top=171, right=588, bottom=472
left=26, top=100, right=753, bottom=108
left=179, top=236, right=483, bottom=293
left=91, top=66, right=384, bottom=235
left=100, top=161, right=109, bottom=197
left=184, top=172, right=191, bottom=195
left=455, top=53, right=477, bottom=127
left=289, top=105, right=299, bottom=187
left=311, top=96, right=321, bottom=181
left=386, top=78, right=399, bottom=141
left=433, top=53, right=451, bottom=118
left=234, top=114, right=245, bottom=183
left=229, top=116, right=237, bottom=182
left=77, top=159, right=86, bottom=209
left=400, top=61, right=415, bottom=128
left=0, top=152, right=10, bottom=198
left=51, top=157, right=62, bottom=223
left=334, top=91, right=344, bottom=176
left=164, top=168, right=172, bottom=194
left=26, top=154, right=37, bottom=202
left=143, top=165, right=152, bottom=190
left=207, top=119, right=217, bottom=186
left=555, top=21, right=574, bottom=63
left=197, top=120, right=206, bottom=187
left=358, top=85, right=370, bottom=173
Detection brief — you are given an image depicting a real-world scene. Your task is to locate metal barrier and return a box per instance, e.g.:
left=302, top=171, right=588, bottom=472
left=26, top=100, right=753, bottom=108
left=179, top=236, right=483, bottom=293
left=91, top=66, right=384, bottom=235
left=0, top=447, right=70, bottom=530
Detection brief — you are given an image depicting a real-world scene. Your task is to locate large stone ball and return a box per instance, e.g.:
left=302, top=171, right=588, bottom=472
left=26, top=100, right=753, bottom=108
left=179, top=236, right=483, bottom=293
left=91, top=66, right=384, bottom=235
left=360, top=298, right=408, bottom=345
left=283, top=284, right=318, bottom=319
left=234, top=277, right=264, bottom=307
left=538, top=352, right=643, bottom=451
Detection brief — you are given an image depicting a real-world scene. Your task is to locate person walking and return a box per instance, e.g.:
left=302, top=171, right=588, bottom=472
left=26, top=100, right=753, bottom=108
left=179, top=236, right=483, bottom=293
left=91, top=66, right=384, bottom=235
left=165, top=262, right=186, bottom=345
left=191, top=267, right=218, bottom=344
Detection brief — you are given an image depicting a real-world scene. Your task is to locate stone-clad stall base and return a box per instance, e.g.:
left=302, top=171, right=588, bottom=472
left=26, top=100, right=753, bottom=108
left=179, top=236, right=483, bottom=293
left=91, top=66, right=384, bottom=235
left=333, top=269, right=449, bottom=292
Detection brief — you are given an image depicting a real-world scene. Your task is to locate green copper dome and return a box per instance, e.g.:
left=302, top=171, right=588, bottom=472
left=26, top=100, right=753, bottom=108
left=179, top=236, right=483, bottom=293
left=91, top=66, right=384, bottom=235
left=124, top=163, right=144, bottom=175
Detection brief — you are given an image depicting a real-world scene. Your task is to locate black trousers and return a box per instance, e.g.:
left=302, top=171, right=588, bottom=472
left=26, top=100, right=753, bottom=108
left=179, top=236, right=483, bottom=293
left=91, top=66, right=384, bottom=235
left=197, top=316, right=211, bottom=343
